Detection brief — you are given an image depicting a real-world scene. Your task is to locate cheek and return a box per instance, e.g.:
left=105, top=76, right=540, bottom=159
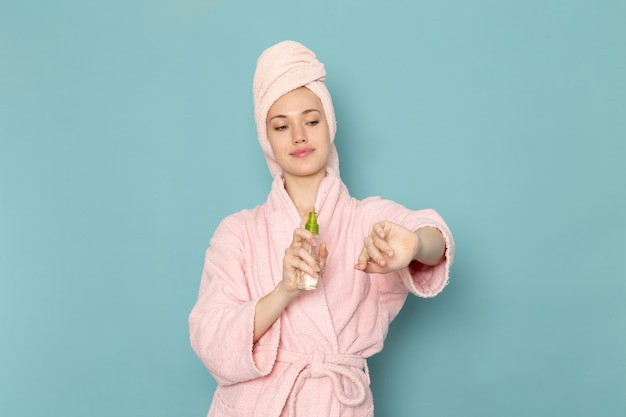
left=266, top=131, right=280, bottom=155
left=319, top=131, right=331, bottom=152
left=316, top=138, right=330, bottom=161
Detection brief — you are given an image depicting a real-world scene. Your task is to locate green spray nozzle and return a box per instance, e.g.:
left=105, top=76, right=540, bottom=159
left=305, top=212, right=319, bottom=234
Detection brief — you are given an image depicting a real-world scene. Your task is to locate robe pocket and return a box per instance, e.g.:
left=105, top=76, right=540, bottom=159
left=213, top=390, right=253, bottom=417
left=213, top=377, right=268, bottom=417
left=359, top=403, right=374, bottom=417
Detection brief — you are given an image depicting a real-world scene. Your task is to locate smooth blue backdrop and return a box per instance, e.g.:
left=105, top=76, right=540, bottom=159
left=1, top=1, right=625, bottom=416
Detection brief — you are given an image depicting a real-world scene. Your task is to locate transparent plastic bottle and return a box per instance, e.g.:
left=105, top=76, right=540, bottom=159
left=297, top=212, right=321, bottom=290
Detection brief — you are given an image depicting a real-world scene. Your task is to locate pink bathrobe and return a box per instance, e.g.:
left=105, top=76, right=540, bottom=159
left=189, top=168, right=455, bottom=417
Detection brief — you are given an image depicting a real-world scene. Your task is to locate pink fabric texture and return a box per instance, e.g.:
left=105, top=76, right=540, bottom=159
left=189, top=169, right=455, bottom=417
left=253, top=40, right=339, bottom=178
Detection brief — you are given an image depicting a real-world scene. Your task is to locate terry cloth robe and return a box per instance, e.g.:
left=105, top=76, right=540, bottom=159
left=189, top=168, right=455, bottom=417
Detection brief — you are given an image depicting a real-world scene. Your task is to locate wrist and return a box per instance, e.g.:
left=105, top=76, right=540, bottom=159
left=413, top=226, right=446, bottom=266
left=413, top=229, right=424, bottom=261
left=276, top=280, right=300, bottom=302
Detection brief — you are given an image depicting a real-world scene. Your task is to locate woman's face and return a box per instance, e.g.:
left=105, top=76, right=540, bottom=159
left=266, top=87, right=330, bottom=180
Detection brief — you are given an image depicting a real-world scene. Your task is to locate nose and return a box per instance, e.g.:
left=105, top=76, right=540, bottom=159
left=292, top=125, right=307, bottom=144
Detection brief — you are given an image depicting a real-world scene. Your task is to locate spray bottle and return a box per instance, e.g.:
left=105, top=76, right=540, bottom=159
left=297, top=212, right=321, bottom=290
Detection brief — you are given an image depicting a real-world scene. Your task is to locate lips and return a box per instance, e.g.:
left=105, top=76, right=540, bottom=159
left=290, top=147, right=314, bottom=158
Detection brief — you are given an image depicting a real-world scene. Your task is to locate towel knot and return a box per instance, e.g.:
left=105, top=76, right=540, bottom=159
left=268, top=349, right=371, bottom=417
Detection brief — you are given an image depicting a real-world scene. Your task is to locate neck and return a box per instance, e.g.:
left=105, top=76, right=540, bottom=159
left=283, top=169, right=327, bottom=217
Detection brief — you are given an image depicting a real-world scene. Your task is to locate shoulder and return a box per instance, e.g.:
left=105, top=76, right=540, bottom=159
left=355, top=196, right=408, bottom=217
left=212, top=204, right=266, bottom=241
left=355, top=196, right=444, bottom=226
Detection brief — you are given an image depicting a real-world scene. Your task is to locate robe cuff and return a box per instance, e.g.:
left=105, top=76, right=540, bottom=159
left=402, top=223, right=455, bottom=298
left=251, top=299, right=281, bottom=376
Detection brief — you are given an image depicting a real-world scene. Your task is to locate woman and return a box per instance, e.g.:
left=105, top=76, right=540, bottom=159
left=189, top=40, right=455, bottom=417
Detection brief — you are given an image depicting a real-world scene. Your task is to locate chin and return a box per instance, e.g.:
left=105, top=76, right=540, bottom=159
left=286, top=166, right=327, bottom=179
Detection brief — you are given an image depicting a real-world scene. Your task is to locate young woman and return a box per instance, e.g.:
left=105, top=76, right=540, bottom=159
left=189, top=40, right=455, bottom=417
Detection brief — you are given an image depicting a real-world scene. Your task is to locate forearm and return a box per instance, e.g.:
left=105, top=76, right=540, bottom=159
left=414, top=226, right=446, bottom=266
left=253, top=281, right=298, bottom=343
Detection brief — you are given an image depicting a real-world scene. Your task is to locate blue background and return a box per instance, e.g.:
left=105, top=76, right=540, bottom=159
left=1, top=1, right=625, bottom=416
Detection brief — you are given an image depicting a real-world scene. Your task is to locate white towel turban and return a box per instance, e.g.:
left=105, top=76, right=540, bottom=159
left=253, top=40, right=339, bottom=178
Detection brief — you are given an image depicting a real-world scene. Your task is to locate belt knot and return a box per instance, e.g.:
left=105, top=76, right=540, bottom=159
left=267, top=349, right=371, bottom=417
left=310, top=350, right=326, bottom=378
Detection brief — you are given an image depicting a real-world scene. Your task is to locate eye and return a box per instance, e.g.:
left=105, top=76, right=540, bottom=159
left=274, top=125, right=288, bottom=131
left=306, top=120, right=319, bottom=126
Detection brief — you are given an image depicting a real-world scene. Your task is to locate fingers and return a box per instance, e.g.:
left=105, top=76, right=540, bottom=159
left=284, top=246, right=320, bottom=276
left=355, top=259, right=387, bottom=274
left=354, top=247, right=370, bottom=271
left=299, top=207, right=316, bottom=228
left=318, top=243, right=328, bottom=271
left=284, top=212, right=325, bottom=290
left=373, top=222, right=394, bottom=257
left=290, top=226, right=316, bottom=249
left=354, top=222, right=397, bottom=273
left=354, top=249, right=387, bottom=273
left=284, top=224, right=322, bottom=289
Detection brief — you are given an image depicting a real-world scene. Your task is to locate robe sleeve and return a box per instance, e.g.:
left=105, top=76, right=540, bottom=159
left=188, top=215, right=278, bottom=386
left=359, top=198, right=455, bottom=298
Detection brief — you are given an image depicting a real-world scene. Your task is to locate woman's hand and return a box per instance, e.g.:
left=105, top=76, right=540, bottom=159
left=281, top=212, right=328, bottom=293
left=354, top=221, right=419, bottom=274
left=354, top=222, right=446, bottom=274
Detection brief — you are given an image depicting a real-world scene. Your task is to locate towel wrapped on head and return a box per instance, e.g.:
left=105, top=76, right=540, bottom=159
left=253, top=40, right=340, bottom=178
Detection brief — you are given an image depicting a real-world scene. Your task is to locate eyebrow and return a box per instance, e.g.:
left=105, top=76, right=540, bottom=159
left=268, top=109, right=321, bottom=122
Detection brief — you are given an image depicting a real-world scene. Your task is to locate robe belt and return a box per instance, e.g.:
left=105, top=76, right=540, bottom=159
left=267, top=349, right=370, bottom=417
